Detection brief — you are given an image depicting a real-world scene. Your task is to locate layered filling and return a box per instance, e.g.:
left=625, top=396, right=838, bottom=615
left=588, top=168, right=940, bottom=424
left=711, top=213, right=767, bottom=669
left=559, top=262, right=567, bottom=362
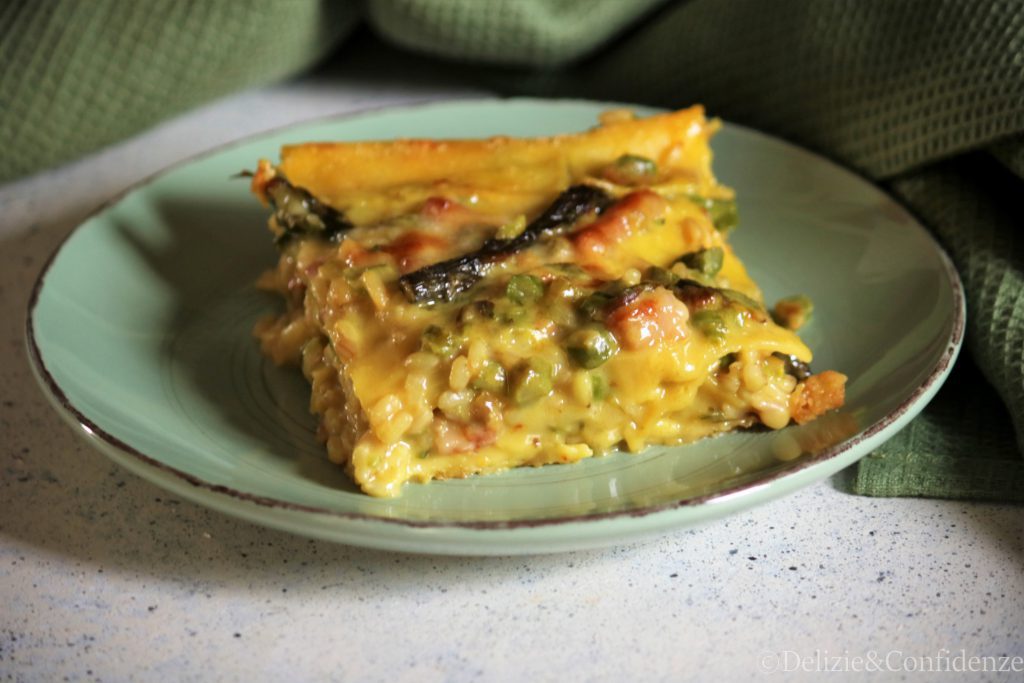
left=253, top=151, right=844, bottom=497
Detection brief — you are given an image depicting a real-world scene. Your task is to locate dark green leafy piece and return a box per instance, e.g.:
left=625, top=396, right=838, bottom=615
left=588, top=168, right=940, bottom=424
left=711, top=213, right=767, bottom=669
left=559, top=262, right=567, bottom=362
left=399, top=184, right=611, bottom=305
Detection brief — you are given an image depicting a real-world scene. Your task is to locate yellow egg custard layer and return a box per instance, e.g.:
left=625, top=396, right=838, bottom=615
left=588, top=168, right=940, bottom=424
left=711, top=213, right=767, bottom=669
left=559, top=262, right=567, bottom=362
left=249, top=106, right=846, bottom=497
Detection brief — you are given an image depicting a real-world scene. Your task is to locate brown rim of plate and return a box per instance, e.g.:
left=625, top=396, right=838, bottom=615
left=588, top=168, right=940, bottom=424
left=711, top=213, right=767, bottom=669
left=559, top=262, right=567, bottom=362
left=23, top=98, right=967, bottom=532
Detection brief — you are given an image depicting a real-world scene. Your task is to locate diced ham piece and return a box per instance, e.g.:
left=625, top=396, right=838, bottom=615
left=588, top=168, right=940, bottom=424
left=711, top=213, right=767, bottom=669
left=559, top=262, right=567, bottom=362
left=606, top=287, right=690, bottom=350
left=572, top=190, right=668, bottom=273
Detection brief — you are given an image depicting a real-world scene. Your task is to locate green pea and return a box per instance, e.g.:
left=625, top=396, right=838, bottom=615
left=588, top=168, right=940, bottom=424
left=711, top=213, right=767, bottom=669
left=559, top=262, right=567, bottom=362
left=421, top=325, right=464, bottom=360
left=691, top=310, right=728, bottom=340
left=510, top=358, right=554, bottom=405
left=679, top=247, right=724, bottom=277
left=566, top=327, right=619, bottom=369
left=603, top=154, right=658, bottom=185
left=472, top=360, right=507, bottom=394
left=506, top=274, right=545, bottom=305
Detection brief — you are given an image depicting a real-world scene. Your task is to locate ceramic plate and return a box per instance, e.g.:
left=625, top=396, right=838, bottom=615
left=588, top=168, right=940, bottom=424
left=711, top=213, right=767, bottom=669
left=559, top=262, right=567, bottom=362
left=27, top=99, right=963, bottom=555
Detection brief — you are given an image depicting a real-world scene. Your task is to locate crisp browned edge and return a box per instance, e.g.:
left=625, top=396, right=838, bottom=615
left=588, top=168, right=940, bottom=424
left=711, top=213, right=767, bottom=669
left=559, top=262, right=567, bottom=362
left=24, top=99, right=967, bottom=533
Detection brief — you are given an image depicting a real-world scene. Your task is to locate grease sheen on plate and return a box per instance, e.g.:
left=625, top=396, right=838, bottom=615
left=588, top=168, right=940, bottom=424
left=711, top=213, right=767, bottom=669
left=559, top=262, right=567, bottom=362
left=27, top=99, right=963, bottom=555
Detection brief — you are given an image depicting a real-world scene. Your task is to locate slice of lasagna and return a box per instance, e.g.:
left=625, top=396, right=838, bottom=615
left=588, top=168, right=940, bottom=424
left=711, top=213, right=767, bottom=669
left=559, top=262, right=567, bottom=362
left=250, top=106, right=846, bottom=497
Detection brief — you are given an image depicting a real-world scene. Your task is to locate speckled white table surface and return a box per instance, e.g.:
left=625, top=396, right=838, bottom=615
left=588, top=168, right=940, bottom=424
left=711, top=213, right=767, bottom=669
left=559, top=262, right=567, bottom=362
left=2, top=47, right=1022, bottom=683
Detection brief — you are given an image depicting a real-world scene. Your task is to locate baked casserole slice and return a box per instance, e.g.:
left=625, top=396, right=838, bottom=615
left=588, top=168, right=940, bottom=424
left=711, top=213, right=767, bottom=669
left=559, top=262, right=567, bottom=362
left=250, top=106, right=846, bottom=497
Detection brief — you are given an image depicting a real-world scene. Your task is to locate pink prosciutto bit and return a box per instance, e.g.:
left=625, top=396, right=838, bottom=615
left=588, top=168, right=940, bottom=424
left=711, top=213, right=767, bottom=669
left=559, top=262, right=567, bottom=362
left=572, top=190, right=668, bottom=273
left=606, top=287, right=690, bottom=350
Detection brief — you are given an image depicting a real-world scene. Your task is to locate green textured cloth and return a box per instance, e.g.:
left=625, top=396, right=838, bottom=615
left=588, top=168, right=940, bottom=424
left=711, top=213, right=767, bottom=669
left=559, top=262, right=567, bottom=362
left=0, top=0, right=359, bottom=181
left=4, top=0, right=1023, bottom=501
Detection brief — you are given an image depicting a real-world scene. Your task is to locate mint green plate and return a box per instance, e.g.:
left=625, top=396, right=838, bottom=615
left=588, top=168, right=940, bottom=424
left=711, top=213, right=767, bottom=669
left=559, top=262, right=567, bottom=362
left=27, top=99, right=963, bottom=555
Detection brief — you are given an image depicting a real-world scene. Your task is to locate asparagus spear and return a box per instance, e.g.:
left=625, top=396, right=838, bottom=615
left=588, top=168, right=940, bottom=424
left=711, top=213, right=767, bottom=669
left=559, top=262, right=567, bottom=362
left=399, top=184, right=611, bottom=305
left=263, top=176, right=352, bottom=244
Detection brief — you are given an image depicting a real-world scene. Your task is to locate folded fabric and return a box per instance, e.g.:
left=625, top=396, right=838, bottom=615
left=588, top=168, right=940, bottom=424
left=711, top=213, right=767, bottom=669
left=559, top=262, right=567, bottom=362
left=4, top=0, right=1021, bottom=501
left=0, top=0, right=358, bottom=182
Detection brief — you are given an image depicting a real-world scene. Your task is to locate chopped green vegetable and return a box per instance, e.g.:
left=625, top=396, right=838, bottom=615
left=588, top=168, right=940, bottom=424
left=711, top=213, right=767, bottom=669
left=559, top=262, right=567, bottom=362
left=506, top=274, right=545, bottom=304
left=590, top=373, right=608, bottom=402
left=689, top=195, right=739, bottom=233
left=708, top=199, right=738, bottom=233
left=679, top=247, right=724, bottom=277
left=691, top=310, right=728, bottom=340
left=566, top=327, right=619, bottom=369
left=421, top=325, right=464, bottom=359
left=771, top=294, right=814, bottom=330
left=602, top=154, right=658, bottom=185
left=644, top=266, right=678, bottom=286
left=510, top=358, right=554, bottom=405
left=721, top=288, right=763, bottom=311
left=472, top=360, right=507, bottom=393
